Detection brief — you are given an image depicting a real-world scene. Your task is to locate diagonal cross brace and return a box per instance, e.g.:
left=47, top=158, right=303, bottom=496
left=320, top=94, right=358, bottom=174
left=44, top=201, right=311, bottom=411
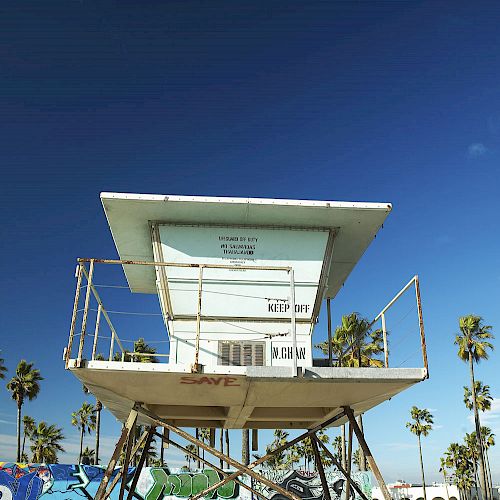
left=155, top=432, right=270, bottom=500
left=136, top=404, right=301, bottom=500
left=135, top=403, right=346, bottom=500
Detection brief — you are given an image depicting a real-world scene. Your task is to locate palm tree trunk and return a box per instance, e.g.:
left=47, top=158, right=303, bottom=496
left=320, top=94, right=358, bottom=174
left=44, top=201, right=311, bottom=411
left=417, top=434, right=427, bottom=500
left=469, top=352, right=488, bottom=500
left=341, top=425, right=347, bottom=469
left=16, top=403, right=22, bottom=462
left=220, top=429, right=224, bottom=469
left=95, top=402, right=101, bottom=465
left=225, top=429, right=230, bottom=468
left=21, top=432, right=26, bottom=460
left=357, top=415, right=366, bottom=471
left=242, top=429, right=250, bottom=466
left=79, top=427, right=84, bottom=464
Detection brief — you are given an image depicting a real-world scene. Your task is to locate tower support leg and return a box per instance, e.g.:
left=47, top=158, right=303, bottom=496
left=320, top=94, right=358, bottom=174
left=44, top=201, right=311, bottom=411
left=311, top=434, right=331, bottom=500
left=95, top=409, right=138, bottom=500
left=126, top=426, right=156, bottom=500
left=315, top=436, right=369, bottom=500
left=344, top=406, right=391, bottom=500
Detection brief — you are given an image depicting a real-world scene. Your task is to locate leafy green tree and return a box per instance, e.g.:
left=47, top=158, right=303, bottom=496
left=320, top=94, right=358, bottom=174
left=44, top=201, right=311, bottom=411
left=71, top=402, right=97, bottom=463
left=30, top=422, right=65, bottom=463
left=6, top=360, right=43, bottom=461
left=21, top=415, right=36, bottom=459
left=464, top=381, right=492, bottom=412
left=0, top=353, right=7, bottom=379
left=406, top=406, right=433, bottom=500
left=455, top=315, right=494, bottom=500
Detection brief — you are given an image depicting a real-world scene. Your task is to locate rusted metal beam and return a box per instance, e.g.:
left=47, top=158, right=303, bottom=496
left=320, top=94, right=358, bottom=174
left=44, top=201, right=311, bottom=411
left=95, top=409, right=138, bottom=500
left=92, top=304, right=102, bottom=361
left=155, top=432, right=270, bottom=500
left=77, top=257, right=291, bottom=272
left=136, top=403, right=345, bottom=500
left=414, top=275, right=429, bottom=377
left=66, top=264, right=83, bottom=368
left=193, top=265, right=204, bottom=372
left=315, top=437, right=369, bottom=500
left=126, top=426, right=155, bottom=500
left=344, top=407, right=391, bottom=500
left=311, top=435, right=331, bottom=500
left=77, top=260, right=94, bottom=366
left=289, top=268, right=297, bottom=375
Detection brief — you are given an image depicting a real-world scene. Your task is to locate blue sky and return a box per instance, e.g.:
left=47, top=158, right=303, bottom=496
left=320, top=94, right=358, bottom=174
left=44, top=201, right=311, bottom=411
left=1, top=0, right=500, bottom=484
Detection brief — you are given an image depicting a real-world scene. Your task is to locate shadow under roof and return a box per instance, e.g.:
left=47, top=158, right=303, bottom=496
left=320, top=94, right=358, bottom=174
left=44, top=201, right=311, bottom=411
left=100, top=192, right=392, bottom=299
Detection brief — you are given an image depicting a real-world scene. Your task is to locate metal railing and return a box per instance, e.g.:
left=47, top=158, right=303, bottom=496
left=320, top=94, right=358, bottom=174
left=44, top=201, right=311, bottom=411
left=64, top=258, right=300, bottom=374
left=336, top=275, right=428, bottom=375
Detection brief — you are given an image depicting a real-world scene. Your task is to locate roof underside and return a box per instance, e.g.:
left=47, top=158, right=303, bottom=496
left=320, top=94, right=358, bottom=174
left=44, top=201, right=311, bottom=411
left=100, top=193, right=391, bottom=299
left=70, top=362, right=425, bottom=429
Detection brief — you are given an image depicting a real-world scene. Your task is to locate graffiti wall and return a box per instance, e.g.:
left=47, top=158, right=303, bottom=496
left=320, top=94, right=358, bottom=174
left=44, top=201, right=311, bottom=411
left=0, top=463, right=371, bottom=500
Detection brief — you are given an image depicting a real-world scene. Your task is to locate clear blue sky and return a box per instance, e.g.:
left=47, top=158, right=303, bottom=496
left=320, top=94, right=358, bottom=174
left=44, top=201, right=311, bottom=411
left=1, top=0, right=499, bottom=484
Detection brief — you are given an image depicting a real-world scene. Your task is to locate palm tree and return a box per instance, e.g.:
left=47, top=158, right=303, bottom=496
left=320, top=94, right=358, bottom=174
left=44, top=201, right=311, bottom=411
left=406, top=406, right=433, bottom=500
left=21, top=415, right=36, bottom=459
left=317, top=312, right=385, bottom=471
left=293, top=430, right=330, bottom=472
left=444, top=443, right=474, bottom=500
left=353, top=449, right=371, bottom=471
left=315, top=312, right=385, bottom=368
left=72, top=402, right=97, bottom=463
left=199, top=427, right=211, bottom=463
left=30, top=422, right=65, bottom=463
left=455, top=315, right=494, bottom=500
left=94, top=400, right=102, bottom=465
left=81, top=446, right=96, bottom=465
left=480, top=427, right=495, bottom=496
left=0, top=353, right=7, bottom=379
left=464, top=382, right=493, bottom=412
left=439, top=457, right=451, bottom=500
left=130, top=338, right=158, bottom=363
left=185, top=444, right=197, bottom=469
left=6, top=360, right=43, bottom=461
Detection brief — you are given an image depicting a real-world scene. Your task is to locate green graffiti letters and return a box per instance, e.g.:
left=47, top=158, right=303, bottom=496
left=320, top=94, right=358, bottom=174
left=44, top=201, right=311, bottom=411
left=145, top=469, right=238, bottom=500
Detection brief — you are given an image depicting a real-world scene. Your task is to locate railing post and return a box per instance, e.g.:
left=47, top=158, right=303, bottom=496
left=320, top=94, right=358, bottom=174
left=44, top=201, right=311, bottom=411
left=327, top=298, right=333, bottom=367
left=92, top=304, right=102, bottom=361
left=193, top=265, right=204, bottom=372
left=289, top=268, right=297, bottom=376
left=66, top=263, right=84, bottom=368
left=77, top=259, right=94, bottom=367
left=109, top=331, right=115, bottom=362
left=414, top=275, right=429, bottom=377
left=381, top=313, right=389, bottom=368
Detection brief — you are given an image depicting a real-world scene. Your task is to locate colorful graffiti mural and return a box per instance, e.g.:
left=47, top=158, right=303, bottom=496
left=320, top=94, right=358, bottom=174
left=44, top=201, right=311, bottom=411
left=0, top=463, right=370, bottom=500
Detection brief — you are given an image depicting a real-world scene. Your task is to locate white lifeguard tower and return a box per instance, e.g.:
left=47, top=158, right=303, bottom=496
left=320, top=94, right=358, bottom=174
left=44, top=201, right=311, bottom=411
left=64, top=193, right=428, bottom=500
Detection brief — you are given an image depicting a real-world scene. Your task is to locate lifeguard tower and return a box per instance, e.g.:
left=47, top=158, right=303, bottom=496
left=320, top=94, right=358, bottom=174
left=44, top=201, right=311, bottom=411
left=64, top=193, right=428, bottom=500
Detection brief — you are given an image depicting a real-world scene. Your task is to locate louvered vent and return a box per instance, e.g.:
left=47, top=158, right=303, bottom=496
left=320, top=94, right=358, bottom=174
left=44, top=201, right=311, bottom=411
left=219, top=341, right=265, bottom=366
